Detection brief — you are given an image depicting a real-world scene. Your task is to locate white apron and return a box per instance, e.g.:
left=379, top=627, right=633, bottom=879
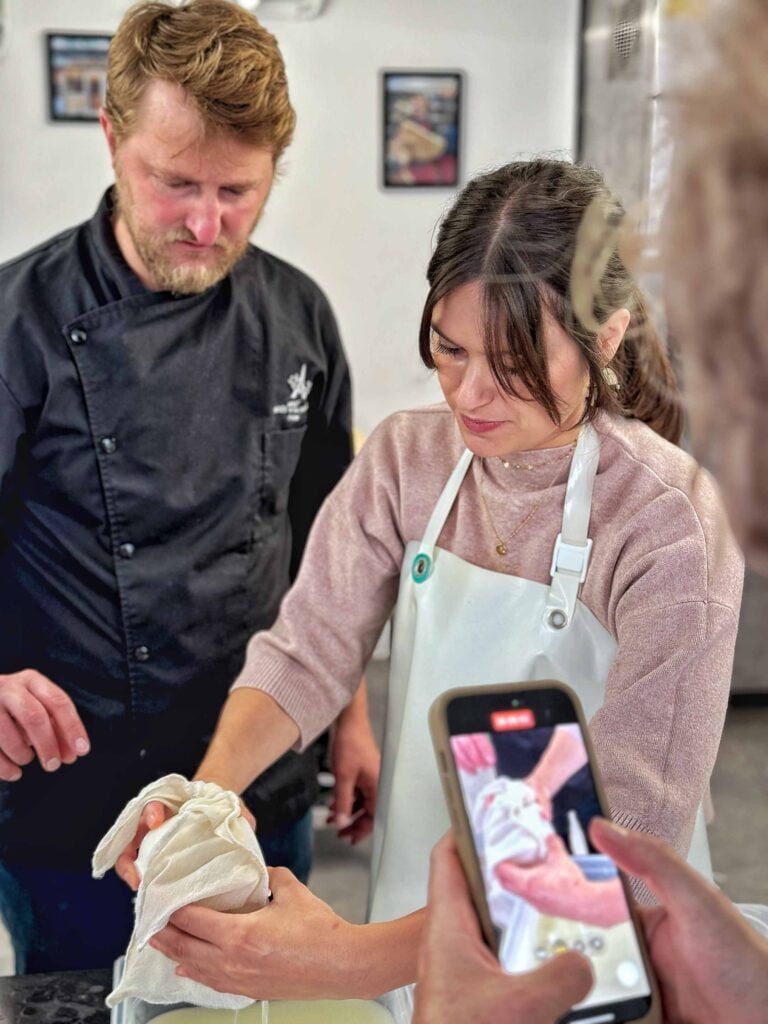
left=369, top=422, right=711, bottom=1014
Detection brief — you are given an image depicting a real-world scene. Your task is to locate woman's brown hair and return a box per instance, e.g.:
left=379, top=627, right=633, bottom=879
left=419, top=159, right=683, bottom=444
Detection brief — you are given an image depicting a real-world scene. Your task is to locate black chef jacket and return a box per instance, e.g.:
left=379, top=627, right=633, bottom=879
left=0, top=192, right=352, bottom=869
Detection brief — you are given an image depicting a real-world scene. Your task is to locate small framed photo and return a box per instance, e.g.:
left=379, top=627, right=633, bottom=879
left=381, top=70, right=463, bottom=189
left=46, top=33, right=112, bottom=122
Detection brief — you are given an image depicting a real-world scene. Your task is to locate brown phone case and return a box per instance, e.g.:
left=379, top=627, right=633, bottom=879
left=429, top=679, right=661, bottom=1024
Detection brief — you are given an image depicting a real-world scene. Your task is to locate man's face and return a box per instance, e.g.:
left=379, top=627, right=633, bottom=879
left=102, top=80, right=275, bottom=294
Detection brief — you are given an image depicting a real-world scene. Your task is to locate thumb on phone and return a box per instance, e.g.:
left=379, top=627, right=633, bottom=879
left=517, top=950, right=594, bottom=1022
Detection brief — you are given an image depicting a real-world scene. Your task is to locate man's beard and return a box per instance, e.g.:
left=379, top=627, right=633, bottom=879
left=113, top=173, right=253, bottom=295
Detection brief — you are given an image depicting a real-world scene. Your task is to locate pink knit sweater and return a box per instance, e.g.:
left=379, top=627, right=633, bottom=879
left=233, top=405, right=743, bottom=859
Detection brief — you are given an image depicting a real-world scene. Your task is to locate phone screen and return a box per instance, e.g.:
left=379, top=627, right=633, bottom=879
left=446, top=688, right=653, bottom=1023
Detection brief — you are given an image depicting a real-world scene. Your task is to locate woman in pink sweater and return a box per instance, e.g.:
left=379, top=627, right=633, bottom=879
left=145, top=160, right=743, bottom=1004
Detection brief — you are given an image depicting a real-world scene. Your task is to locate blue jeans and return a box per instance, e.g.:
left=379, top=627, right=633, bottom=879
left=0, top=809, right=314, bottom=974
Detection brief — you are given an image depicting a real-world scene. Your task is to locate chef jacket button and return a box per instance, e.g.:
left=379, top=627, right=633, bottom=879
left=69, top=328, right=87, bottom=345
left=118, top=542, right=135, bottom=559
left=134, top=645, right=150, bottom=662
left=139, top=748, right=147, bottom=759
left=99, top=436, right=117, bottom=454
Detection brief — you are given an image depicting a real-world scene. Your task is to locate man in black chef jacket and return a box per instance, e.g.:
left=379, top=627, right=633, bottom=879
left=0, top=0, right=375, bottom=974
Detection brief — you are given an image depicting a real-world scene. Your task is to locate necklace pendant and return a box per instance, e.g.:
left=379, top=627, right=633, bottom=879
left=496, top=541, right=507, bottom=556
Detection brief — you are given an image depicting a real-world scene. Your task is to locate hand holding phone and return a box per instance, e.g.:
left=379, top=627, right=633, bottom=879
left=429, top=680, right=660, bottom=1024
left=413, top=832, right=594, bottom=1024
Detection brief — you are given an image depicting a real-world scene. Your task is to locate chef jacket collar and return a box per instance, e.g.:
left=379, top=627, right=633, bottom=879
left=88, top=188, right=151, bottom=302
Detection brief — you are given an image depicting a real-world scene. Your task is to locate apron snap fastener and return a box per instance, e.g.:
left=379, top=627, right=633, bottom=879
left=548, top=609, right=568, bottom=629
left=411, top=552, right=432, bottom=583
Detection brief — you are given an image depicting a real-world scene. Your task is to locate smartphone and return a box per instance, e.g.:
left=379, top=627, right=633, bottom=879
left=429, top=680, right=659, bottom=1024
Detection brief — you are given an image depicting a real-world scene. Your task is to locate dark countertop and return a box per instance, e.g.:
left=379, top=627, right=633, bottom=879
left=0, top=970, right=111, bottom=1024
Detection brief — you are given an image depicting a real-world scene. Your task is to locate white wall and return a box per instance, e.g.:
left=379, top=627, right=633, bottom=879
left=0, top=0, right=580, bottom=432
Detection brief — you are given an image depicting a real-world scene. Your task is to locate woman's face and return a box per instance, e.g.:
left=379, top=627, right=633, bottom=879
left=431, top=280, right=590, bottom=456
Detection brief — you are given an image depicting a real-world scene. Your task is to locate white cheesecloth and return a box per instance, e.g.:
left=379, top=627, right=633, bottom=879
left=92, top=773, right=269, bottom=1009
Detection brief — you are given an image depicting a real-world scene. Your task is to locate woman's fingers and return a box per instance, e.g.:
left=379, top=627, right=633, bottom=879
left=115, top=802, right=172, bottom=890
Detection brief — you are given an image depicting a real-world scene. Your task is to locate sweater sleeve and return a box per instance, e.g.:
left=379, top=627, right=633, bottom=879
left=589, top=474, right=743, bottom=877
left=231, top=415, right=409, bottom=746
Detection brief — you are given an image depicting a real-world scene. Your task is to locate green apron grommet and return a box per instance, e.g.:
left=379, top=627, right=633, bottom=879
left=411, top=552, right=432, bottom=583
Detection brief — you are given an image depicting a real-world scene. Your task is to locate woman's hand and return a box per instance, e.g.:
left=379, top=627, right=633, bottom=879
left=0, top=669, right=90, bottom=781
left=521, top=771, right=554, bottom=821
left=495, top=833, right=629, bottom=928
left=114, top=800, right=173, bottom=891
left=149, top=866, right=368, bottom=1000
left=115, top=792, right=255, bottom=892
left=522, top=724, right=586, bottom=819
left=451, top=733, right=496, bottom=774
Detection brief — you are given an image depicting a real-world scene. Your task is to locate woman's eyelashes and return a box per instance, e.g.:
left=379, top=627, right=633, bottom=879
left=430, top=329, right=462, bottom=358
left=430, top=331, right=521, bottom=377
left=435, top=341, right=462, bottom=358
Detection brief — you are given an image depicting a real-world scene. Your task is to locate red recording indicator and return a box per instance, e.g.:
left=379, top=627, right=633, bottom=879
left=491, top=708, right=536, bottom=731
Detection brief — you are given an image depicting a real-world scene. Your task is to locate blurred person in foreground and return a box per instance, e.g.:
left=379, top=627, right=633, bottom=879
left=415, top=0, right=768, bottom=1019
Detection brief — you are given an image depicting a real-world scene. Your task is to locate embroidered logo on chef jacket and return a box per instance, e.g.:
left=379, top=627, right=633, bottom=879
left=272, top=363, right=314, bottom=424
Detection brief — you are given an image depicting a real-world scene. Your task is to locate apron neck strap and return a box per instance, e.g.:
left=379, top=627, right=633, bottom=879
left=417, top=448, right=474, bottom=558
left=410, top=447, right=473, bottom=585
left=545, top=419, right=601, bottom=630
left=410, top=421, right=601, bottom=599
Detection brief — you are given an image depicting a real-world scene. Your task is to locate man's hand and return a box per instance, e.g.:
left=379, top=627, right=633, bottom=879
left=413, top=834, right=593, bottom=1024
left=591, top=818, right=768, bottom=1024
left=326, top=681, right=380, bottom=843
left=0, top=669, right=90, bottom=781
left=149, top=866, right=364, bottom=1000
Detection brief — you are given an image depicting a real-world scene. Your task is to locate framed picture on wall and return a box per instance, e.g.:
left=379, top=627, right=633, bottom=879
left=46, top=33, right=112, bottom=122
left=381, top=70, right=463, bottom=189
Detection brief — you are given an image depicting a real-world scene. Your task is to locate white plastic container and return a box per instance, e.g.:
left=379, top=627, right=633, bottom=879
left=110, top=958, right=410, bottom=1024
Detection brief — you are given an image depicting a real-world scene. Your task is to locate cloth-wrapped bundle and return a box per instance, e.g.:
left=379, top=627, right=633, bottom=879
left=472, top=776, right=553, bottom=871
left=92, top=773, right=269, bottom=1009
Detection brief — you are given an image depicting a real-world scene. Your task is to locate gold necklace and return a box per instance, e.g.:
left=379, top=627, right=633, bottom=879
left=499, top=436, right=579, bottom=470
left=477, top=446, right=574, bottom=558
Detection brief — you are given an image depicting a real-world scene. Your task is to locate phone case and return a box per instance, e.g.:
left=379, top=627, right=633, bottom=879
left=429, top=679, right=661, bottom=1024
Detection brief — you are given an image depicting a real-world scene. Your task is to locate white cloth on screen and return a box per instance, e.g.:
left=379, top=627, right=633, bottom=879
left=471, top=776, right=553, bottom=929
left=472, top=776, right=553, bottom=869
left=92, top=773, right=269, bottom=1010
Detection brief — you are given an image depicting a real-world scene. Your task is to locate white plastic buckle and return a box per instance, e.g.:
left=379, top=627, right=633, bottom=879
left=550, top=534, right=593, bottom=583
